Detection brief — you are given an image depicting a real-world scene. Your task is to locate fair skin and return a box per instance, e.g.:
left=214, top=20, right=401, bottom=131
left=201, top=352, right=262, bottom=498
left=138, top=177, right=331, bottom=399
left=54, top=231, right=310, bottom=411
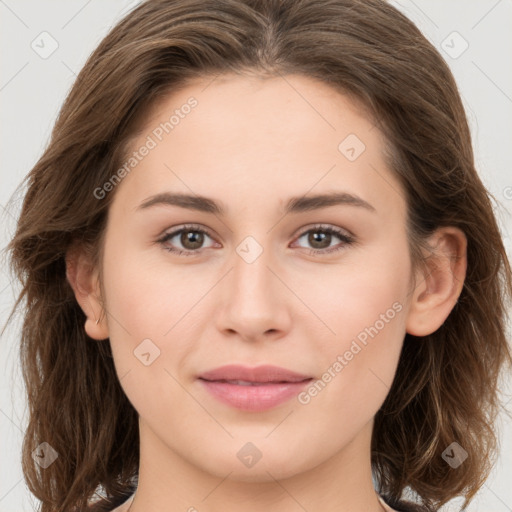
left=66, top=73, right=467, bottom=512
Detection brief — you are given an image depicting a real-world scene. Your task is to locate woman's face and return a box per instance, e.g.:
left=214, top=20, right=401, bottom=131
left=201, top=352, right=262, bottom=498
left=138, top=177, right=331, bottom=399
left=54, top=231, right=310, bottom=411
left=98, top=73, right=418, bottom=482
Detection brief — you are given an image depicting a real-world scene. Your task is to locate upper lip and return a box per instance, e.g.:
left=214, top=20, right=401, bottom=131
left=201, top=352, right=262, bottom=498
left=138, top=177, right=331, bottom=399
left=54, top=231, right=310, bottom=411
left=198, top=364, right=312, bottom=383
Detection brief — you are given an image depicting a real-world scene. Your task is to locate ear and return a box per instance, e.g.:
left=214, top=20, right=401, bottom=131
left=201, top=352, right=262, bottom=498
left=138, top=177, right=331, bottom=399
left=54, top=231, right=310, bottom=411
left=406, top=227, right=467, bottom=336
left=65, top=245, right=109, bottom=340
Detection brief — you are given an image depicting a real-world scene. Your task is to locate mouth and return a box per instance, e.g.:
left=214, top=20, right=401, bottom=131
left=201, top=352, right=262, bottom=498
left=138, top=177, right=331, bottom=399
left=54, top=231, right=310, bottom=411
left=199, top=378, right=313, bottom=385
left=198, top=364, right=313, bottom=383
left=196, top=364, right=314, bottom=411
left=198, top=376, right=314, bottom=411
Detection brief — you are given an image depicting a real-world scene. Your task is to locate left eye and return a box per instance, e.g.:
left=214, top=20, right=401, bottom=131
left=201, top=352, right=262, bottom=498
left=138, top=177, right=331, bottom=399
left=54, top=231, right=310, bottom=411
left=157, top=224, right=355, bottom=256
left=292, top=225, right=355, bottom=254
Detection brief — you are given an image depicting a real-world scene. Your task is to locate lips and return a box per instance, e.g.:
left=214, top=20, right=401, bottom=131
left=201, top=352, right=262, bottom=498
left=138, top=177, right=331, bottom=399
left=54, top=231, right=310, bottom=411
left=197, top=364, right=314, bottom=411
left=198, top=364, right=312, bottom=384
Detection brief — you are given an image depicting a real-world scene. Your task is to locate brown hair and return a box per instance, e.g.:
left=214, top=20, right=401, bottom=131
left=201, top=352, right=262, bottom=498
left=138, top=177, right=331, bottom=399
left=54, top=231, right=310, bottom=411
left=5, top=0, right=511, bottom=511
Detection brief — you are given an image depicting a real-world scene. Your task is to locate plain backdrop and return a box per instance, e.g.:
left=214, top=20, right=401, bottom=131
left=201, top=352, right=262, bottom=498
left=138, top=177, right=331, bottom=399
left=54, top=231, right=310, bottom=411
left=1, top=1, right=511, bottom=511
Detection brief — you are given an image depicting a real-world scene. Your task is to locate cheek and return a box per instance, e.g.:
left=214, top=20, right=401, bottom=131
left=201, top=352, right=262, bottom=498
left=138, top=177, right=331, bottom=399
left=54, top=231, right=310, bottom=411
left=99, top=249, right=192, bottom=416
left=101, top=230, right=188, bottom=335
left=300, top=244, right=410, bottom=344
left=102, top=224, right=411, bottom=356
left=102, top=220, right=410, bottom=398
left=99, top=238, right=214, bottom=395
left=297, top=246, right=410, bottom=411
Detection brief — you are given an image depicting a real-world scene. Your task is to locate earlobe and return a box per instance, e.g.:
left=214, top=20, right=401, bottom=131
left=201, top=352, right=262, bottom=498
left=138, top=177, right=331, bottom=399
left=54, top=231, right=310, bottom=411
left=405, top=227, right=467, bottom=337
left=65, top=246, right=109, bottom=340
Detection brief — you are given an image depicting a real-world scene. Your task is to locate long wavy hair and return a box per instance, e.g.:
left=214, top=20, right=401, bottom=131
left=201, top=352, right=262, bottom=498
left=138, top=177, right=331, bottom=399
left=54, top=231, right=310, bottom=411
left=5, top=0, right=512, bottom=511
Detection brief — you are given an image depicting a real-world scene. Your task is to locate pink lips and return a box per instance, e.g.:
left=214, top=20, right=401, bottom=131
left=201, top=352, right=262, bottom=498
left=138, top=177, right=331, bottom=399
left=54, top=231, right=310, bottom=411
left=198, top=364, right=313, bottom=411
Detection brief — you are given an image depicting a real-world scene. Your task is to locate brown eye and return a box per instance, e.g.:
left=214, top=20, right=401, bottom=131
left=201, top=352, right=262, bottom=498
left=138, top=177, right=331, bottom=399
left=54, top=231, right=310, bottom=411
left=306, top=230, right=332, bottom=250
left=293, top=225, right=355, bottom=255
left=158, top=225, right=216, bottom=256
left=178, top=230, right=205, bottom=250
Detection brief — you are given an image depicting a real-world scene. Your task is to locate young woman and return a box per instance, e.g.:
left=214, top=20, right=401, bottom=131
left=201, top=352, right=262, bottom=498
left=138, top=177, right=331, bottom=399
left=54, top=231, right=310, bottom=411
left=7, top=1, right=511, bottom=511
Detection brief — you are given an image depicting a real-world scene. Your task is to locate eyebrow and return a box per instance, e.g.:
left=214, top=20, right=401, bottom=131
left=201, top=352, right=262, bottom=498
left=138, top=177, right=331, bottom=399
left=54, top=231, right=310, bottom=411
left=136, top=191, right=376, bottom=215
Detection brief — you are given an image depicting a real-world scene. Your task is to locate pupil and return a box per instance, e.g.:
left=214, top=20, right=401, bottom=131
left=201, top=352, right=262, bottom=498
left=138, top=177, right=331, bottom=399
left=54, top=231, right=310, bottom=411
left=182, top=230, right=203, bottom=249
left=310, top=231, right=330, bottom=249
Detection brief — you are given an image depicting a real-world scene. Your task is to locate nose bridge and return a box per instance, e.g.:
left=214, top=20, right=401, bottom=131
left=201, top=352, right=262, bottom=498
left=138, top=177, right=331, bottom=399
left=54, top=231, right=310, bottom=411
left=216, top=233, right=290, bottom=338
left=231, top=236, right=277, bottom=306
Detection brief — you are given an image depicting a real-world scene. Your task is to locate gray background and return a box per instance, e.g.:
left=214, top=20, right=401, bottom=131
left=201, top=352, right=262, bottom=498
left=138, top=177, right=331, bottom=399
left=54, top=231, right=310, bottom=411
left=1, top=1, right=511, bottom=511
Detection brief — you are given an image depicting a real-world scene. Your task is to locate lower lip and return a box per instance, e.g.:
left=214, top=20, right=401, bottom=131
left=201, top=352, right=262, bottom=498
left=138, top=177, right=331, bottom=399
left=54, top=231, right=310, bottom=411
left=198, top=379, right=313, bottom=411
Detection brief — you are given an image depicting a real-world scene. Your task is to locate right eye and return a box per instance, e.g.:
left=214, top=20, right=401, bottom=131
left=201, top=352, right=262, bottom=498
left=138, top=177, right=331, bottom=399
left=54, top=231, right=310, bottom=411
left=157, top=224, right=218, bottom=256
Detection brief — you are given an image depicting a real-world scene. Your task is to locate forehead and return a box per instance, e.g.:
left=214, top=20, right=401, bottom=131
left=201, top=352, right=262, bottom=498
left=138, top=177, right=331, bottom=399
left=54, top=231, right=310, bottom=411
left=114, top=73, right=405, bottom=219
left=139, top=73, right=378, bottom=148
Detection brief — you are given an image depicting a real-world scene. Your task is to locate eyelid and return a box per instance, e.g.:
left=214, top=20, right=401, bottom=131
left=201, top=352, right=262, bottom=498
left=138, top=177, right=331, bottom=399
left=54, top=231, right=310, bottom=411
left=290, top=223, right=355, bottom=254
left=292, top=222, right=354, bottom=240
left=156, top=223, right=217, bottom=249
left=158, top=223, right=214, bottom=239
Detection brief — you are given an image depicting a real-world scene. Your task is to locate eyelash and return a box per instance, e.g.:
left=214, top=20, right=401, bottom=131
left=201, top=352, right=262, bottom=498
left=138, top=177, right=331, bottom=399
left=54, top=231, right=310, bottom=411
left=156, top=223, right=355, bottom=257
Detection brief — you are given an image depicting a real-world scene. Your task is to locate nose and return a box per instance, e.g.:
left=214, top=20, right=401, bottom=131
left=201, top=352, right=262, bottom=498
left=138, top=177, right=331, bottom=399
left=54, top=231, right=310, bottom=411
left=215, top=240, right=292, bottom=342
